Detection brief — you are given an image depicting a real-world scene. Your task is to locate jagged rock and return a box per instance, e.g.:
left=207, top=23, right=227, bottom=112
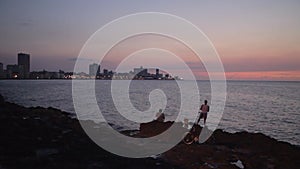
left=0, top=94, right=299, bottom=169
left=0, top=95, right=4, bottom=104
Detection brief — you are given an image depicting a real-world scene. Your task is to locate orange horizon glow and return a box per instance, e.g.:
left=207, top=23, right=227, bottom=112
left=225, top=71, right=300, bottom=81
left=191, top=71, right=300, bottom=81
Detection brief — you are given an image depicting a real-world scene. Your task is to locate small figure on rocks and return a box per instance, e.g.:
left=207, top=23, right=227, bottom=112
left=156, top=109, right=165, bottom=122
left=197, top=100, right=210, bottom=125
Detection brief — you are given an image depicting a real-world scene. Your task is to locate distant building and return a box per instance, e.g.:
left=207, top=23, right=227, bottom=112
left=30, top=70, right=65, bottom=79
left=99, top=69, right=114, bottom=79
left=6, top=64, right=23, bottom=79
left=155, top=68, right=163, bottom=79
left=74, top=72, right=90, bottom=79
left=134, top=66, right=148, bottom=78
left=165, top=74, right=170, bottom=79
left=0, top=63, right=4, bottom=79
left=89, top=63, right=100, bottom=76
left=133, top=66, right=144, bottom=75
left=103, top=69, right=108, bottom=75
left=18, top=53, right=30, bottom=79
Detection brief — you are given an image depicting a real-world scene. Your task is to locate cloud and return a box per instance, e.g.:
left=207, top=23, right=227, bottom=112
left=18, top=19, right=34, bottom=27
left=67, top=57, right=96, bottom=62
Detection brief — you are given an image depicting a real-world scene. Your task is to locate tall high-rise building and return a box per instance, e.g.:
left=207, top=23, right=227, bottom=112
left=155, top=68, right=162, bottom=79
left=89, top=63, right=100, bottom=76
left=0, top=62, right=3, bottom=72
left=0, top=62, right=4, bottom=79
left=18, top=53, right=30, bottom=79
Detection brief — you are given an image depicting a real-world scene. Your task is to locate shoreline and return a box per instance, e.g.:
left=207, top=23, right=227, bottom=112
left=0, top=94, right=179, bottom=169
left=0, top=95, right=299, bottom=169
left=1, top=79, right=300, bottom=82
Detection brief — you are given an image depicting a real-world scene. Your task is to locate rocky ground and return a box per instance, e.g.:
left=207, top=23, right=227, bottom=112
left=139, top=121, right=300, bottom=169
left=0, top=94, right=299, bottom=169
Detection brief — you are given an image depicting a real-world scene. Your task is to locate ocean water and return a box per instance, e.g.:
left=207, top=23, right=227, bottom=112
left=0, top=80, right=299, bottom=145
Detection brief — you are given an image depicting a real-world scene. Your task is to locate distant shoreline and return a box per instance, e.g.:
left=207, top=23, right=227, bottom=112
left=1, top=78, right=300, bottom=82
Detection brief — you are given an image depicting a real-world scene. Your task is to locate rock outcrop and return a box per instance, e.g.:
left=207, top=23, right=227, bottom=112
left=0, top=95, right=299, bottom=169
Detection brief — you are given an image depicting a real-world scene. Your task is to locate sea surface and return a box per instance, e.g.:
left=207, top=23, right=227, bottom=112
left=0, top=80, right=299, bottom=145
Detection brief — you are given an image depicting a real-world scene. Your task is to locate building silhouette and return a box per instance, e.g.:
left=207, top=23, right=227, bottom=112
left=89, top=63, right=100, bottom=76
left=155, top=68, right=163, bottom=79
left=133, top=66, right=144, bottom=75
left=6, top=64, right=22, bottom=79
left=30, top=69, right=65, bottom=79
left=0, top=54, right=179, bottom=80
left=18, top=53, right=30, bottom=79
left=0, top=62, right=4, bottom=79
left=133, top=66, right=148, bottom=78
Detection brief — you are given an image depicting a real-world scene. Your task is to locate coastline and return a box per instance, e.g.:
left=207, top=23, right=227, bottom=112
left=0, top=95, right=299, bottom=169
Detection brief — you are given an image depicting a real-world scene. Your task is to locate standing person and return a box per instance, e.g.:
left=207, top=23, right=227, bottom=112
left=156, top=109, right=165, bottom=122
left=197, top=100, right=209, bottom=125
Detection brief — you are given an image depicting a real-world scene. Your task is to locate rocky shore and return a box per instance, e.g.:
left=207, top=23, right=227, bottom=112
left=0, top=95, right=299, bottom=169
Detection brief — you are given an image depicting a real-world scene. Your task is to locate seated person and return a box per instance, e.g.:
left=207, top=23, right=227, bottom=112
left=156, top=109, right=165, bottom=122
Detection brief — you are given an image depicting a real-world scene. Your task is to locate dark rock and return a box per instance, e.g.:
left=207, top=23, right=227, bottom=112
left=0, top=94, right=181, bottom=169
left=36, top=148, right=59, bottom=158
left=139, top=120, right=174, bottom=137
left=140, top=121, right=300, bottom=169
left=0, top=94, right=299, bottom=169
left=0, top=95, right=4, bottom=104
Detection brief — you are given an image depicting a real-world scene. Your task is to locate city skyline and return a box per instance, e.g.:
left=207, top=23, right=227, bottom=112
left=0, top=0, right=300, bottom=80
left=0, top=53, right=179, bottom=80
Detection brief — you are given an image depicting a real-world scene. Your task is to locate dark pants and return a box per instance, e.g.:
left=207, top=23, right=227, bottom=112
left=197, top=112, right=207, bottom=124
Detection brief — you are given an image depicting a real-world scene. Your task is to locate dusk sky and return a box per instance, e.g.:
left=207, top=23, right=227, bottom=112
left=0, top=0, right=299, bottom=80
